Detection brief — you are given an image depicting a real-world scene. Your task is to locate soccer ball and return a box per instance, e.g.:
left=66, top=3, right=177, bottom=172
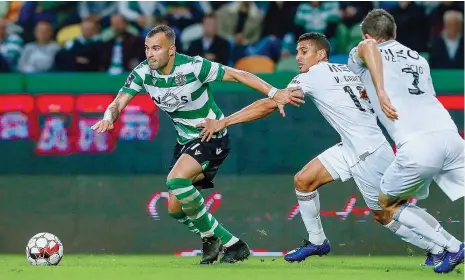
left=26, top=232, right=63, bottom=266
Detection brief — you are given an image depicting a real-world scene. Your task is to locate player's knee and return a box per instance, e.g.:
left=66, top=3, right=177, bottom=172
left=166, top=172, right=182, bottom=182
left=294, top=173, right=319, bottom=192
left=378, top=193, right=407, bottom=212
left=372, top=210, right=392, bottom=225
left=167, top=193, right=182, bottom=213
left=377, top=193, right=390, bottom=209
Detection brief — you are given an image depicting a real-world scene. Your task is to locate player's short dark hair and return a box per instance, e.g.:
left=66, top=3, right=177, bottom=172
left=298, top=32, right=331, bottom=57
left=146, top=25, right=176, bottom=45
left=361, top=9, right=396, bottom=40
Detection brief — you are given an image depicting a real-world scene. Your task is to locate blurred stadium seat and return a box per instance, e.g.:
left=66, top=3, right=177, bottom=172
left=57, top=24, right=81, bottom=46
left=234, top=55, right=275, bottom=73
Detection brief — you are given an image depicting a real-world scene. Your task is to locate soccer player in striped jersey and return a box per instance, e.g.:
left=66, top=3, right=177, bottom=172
left=91, top=25, right=304, bottom=264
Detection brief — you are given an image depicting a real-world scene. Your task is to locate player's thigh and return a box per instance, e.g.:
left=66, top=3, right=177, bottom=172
left=167, top=153, right=203, bottom=181
left=296, top=143, right=351, bottom=191
left=351, top=142, right=394, bottom=211
left=434, top=131, right=465, bottom=201
left=380, top=140, right=438, bottom=201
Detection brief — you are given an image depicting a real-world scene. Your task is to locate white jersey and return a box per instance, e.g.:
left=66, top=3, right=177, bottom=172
left=348, top=40, right=458, bottom=146
left=287, top=62, right=387, bottom=167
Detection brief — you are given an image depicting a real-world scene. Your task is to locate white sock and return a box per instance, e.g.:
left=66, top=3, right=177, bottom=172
left=394, top=203, right=461, bottom=253
left=296, top=190, right=327, bottom=245
left=384, top=220, right=444, bottom=254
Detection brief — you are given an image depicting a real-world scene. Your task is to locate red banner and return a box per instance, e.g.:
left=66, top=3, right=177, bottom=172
left=35, top=95, right=74, bottom=155
left=0, top=94, right=38, bottom=140
left=0, top=94, right=159, bottom=155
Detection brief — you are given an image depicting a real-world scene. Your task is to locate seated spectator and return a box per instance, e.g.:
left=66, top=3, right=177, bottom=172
left=117, top=1, right=166, bottom=31
left=187, top=13, right=230, bottom=65
left=430, top=10, right=464, bottom=69
left=243, top=2, right=298, bottom=62
left=429, top=1, right=464, bottom=36
left=78, top=1, right=116, bottom=27
left=101, top=14, right=145, bottom=75
left=17, top=2, right=79, bottom=41
left=0, top=18, right=23, bottom=70
left=336, top=1, right=372, bottom=54
left=18, top=21, right=59, bottom=73
left=54, top=19, right=104, bottom=71
left=163, top=2, right=206, bottom=30
left=216, top=2, right=264, bottom=63
left=281, top=1, right=339, bottom=58
left=390, top=2, right=429, bottom=52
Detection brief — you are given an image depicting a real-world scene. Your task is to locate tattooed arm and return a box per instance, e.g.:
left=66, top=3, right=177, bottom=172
left=91, top=92, right=134, bottom=133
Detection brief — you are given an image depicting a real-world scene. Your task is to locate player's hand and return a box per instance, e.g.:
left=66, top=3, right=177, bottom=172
left=378, top=91, right=398, bottom=120
left=91, top=120, right=114, bottom=133
left=196, top=119, right=226, bottom=142
left=273, top=87, right=305, bottom=117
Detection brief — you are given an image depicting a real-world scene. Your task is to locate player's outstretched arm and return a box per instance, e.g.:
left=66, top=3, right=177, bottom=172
left=196, top=98, right=278, bottom=142
left=358, top=39, right=398, bottom=120
left=221, top=66, right=304, bottom=117
left=91, top=92, right=134, bottom=133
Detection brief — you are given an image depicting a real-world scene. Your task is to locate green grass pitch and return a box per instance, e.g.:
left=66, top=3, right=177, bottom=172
left=1, top=255, right=462, bottom=280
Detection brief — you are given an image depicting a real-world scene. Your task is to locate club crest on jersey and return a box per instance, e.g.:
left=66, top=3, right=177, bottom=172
left=175, top=72, right=187, bottom=86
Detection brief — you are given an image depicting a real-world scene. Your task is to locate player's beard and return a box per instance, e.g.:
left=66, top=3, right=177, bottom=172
left=148, top=58, right=168, bottom=70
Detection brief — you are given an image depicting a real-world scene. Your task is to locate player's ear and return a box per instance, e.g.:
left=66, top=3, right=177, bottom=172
left=169, top=45, right=176, bottom=56
left=363, top=34, right=372, bottom=40
left=318, top=49, right=326, bottom=61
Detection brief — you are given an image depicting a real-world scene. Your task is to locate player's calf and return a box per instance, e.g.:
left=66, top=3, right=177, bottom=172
left=372, top=208, right=447, bottom=266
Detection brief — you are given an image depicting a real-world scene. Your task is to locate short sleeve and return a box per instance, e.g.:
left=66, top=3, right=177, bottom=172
left=193, top=56, right=225, bottom=84
left=347, top=46, right=366, bottom=75
left=119, top=70, right=144, bottom=96
left=286, top=72, right=316, bottom=97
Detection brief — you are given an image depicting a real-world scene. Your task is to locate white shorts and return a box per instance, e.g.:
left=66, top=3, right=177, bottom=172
left=318, top=142, right=395, bottom=210
left=380, top=131, right=465, bottom=201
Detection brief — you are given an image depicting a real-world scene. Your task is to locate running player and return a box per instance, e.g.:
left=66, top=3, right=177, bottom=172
left=348, top=9, right=464, bottom=273
left=91, top=25, right=304, bottom=264
left=197, top=32, right=445, bottom=265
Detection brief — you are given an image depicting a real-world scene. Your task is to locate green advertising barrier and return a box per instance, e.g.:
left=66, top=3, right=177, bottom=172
left=0, top=175, right=462, bottom=255
left=0, top=70, right=463, bottom=94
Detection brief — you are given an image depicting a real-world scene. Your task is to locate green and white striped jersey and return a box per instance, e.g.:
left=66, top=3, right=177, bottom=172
left=119, top=53, right=226, bottom=144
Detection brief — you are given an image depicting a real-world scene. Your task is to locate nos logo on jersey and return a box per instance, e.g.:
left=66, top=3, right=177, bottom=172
left=152, top=91, right=188, bottom=108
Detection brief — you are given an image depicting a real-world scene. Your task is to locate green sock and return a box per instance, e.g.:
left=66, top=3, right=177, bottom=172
left=167, top=178, right=239, bottom=246
left=168, top=210, right=200, bottom=235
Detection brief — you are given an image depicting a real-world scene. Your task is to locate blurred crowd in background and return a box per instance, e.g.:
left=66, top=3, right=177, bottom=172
left=0, top=1, right=463, bottom=74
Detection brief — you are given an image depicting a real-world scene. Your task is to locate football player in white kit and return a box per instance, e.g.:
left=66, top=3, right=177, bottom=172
left=196, top=32, right=446, bottom=265
left=348, top=9, right=464, bottom=273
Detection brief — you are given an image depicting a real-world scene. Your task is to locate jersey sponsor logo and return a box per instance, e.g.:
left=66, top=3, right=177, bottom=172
left=151, top=91, right=188, bottom=108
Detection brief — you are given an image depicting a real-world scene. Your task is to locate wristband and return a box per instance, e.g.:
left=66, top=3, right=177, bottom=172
left=103, top=110, right=113, bottom=123
left=268, top=87, right=279, bottom=99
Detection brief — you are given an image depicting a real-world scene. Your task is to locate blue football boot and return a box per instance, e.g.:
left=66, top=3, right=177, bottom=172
left=284, top=239, right=331, bottom=263
left=423, top=251, right=446, bottom=266
left=434, top=244, right=464, bottom=273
